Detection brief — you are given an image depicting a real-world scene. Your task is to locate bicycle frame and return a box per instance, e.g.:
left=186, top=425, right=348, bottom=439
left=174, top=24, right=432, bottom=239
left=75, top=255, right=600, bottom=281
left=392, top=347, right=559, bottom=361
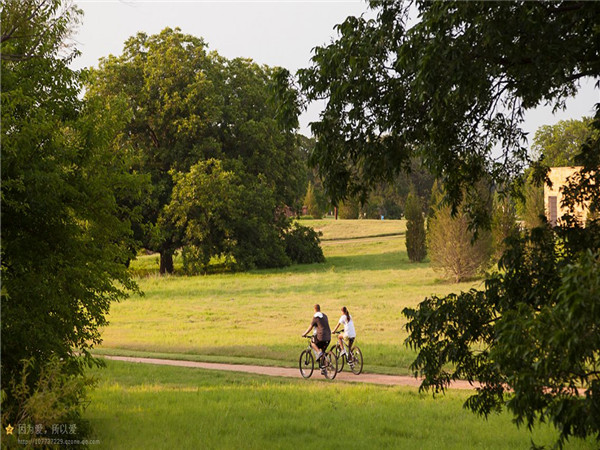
left=333, top=331, right=354, bottom=356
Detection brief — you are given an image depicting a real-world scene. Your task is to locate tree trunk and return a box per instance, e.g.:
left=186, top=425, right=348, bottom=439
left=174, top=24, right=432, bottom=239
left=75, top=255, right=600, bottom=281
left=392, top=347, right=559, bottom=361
left=159, top=249, right=174, bottom=274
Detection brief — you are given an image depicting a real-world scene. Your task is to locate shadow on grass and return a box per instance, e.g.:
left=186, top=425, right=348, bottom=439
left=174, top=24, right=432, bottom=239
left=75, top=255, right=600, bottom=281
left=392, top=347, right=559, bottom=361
left=325, top=251, right=423, bottom=271
left=253, top=250, right=429, bottom=276
left=131, top=250, right=430, bottom=279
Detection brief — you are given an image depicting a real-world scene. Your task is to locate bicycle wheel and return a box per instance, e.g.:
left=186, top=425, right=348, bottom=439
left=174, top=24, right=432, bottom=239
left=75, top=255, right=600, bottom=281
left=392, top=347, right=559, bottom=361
left=349, top=346, right=363, bottom=375
left=299, top=349, right=314, bottom=379
left=323, top=351, right=338, bottom=380
left=332, top=344, right=345, bottom=373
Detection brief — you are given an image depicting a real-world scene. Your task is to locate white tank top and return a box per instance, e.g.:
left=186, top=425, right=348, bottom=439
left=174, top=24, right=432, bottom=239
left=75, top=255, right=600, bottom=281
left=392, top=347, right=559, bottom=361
left=339, top=314, right=356, bottom=338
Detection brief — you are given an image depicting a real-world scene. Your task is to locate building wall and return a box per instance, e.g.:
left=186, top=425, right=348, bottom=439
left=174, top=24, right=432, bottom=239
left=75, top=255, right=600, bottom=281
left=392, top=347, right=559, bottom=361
left=544, top=166, right=587, bottom=226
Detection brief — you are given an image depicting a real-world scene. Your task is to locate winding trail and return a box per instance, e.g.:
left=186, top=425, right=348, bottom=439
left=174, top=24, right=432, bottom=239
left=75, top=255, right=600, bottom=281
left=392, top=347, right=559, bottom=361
left=103, top=355, right=479, bottom=390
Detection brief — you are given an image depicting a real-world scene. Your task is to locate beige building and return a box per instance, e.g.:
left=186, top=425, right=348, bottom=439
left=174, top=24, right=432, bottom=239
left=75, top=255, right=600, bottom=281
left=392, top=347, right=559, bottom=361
left=544, top=166, right=588, bottom=226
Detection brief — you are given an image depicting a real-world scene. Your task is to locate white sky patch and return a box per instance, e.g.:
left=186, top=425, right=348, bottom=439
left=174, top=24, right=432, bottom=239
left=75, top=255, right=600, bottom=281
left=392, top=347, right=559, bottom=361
left=71, top=1, right=598, bottom=143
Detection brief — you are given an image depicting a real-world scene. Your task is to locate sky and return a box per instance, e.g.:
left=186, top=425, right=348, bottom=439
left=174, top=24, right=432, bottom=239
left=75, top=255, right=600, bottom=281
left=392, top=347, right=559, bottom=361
left=72, top=0, right=599, bottom=144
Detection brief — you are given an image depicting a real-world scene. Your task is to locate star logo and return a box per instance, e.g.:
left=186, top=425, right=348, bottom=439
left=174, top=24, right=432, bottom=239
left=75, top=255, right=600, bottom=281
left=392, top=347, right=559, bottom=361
left=5, top=424, right=14, bottom=435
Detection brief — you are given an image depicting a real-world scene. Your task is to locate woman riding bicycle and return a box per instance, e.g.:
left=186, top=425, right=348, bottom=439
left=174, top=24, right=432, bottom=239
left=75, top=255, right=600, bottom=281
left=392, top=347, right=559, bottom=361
left=332, top=306, right=356, bottom=358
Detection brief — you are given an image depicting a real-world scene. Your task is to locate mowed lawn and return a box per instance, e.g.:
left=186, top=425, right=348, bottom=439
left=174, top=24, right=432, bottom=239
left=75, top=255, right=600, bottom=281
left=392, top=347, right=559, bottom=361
left=96, top=219, right=480, bottom=374
left=85, top=360, right=596, bottom=449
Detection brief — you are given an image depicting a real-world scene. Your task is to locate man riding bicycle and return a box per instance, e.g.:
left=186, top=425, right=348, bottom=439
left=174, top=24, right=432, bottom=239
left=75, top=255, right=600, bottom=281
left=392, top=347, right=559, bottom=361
left=301, top=304, right=331, bottom=373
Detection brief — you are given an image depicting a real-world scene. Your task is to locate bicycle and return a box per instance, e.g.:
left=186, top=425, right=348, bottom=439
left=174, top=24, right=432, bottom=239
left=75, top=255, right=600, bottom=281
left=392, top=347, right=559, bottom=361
left=330, top=331, right=363, bottom=375
left=299, top=336, right=338, bottom=380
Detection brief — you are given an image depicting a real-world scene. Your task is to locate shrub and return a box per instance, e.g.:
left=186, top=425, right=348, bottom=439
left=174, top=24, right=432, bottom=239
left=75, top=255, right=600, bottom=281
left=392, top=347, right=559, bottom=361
left=338, top=199, right=360, bottom=219
left=360, top=201, right=382, bottom=219
left=405, top=192, right=426, bottom=262
left=1, top=357, right=95, bottom=445
left=427, top=185, right=492, bottom=282
left=283, top=223, right=326, bottom=264
left=381, top=198, right=403, bottom=219
left=491, top=194, right=519, bottom=263
left=304, top=182, right=323, bottom=219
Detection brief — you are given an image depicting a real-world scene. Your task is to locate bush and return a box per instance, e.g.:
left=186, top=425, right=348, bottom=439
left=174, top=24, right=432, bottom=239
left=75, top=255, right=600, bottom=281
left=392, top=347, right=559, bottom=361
left=338, top=199, right=360, bottom=219
left=304, top=182, right=323, bottom=219
left=360, top=201, right=382, bottom=219
left=427, top=184, right=492, bottom=282
left=283, top=223, right=326, bottom=264
left=381, top=198, right=403, bottom=219
left=1, top=357, right=94, bottom=445
left=405, top=192, right=426, bottom=262
left=231, top=214, right=292, bottom=271
left=491, top=194, right=519, bottom=263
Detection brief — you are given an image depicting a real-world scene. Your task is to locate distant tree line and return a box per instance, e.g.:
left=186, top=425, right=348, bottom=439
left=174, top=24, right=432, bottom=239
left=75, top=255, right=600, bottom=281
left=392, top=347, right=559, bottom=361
left=301, top=140, right=435, bottom=221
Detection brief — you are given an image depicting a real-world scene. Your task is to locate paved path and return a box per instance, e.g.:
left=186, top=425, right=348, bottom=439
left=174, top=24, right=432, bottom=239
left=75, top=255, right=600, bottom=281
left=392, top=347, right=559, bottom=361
left=103, top=355, right=479, bottom=390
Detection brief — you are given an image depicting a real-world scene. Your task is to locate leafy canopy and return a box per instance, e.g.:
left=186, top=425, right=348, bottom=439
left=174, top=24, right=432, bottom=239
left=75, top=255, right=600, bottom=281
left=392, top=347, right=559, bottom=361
left=1, top=0, right=140, bottom=426
left=87, top=28, right=307, bottom=272
left=532, top=117, right=595, bottom=167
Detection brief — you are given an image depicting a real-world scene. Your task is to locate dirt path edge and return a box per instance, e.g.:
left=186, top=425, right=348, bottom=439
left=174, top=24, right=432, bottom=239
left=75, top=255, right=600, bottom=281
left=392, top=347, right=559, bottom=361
left=102, top=355, right=479, bottom=390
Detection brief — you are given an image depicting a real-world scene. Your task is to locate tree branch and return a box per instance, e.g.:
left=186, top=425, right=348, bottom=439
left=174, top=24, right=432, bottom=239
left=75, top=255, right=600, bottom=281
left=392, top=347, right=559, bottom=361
left=1, top=0, right=48, bottom=44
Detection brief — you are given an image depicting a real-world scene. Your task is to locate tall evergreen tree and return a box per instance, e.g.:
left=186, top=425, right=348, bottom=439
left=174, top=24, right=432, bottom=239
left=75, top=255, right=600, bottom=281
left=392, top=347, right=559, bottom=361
left=405, top=192, right=426, bottom=262
left=304, top=182, right=322, bottom=218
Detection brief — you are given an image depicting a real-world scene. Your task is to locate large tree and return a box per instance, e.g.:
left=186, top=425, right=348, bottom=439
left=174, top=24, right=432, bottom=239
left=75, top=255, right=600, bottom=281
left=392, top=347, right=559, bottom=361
left=86, top=29, right=220, bottom=273
left=1, top=0, right=139, bottom=428
left=87, top=29, right=306, bottom=273
left=296, top=0, right=600, bottom=445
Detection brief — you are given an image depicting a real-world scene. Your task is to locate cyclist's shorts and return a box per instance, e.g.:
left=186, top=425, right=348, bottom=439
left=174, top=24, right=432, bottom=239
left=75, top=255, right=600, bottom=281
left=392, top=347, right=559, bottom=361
left=343, top=336, right=355, bottom=348
left=313, top=339, right=330, bottom=351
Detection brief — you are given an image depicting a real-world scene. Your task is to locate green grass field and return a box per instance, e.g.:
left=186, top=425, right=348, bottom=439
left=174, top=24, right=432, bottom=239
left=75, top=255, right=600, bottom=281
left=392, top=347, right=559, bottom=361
left=97, top=219, right=479, bottom=374
left=88, top=219, right=597, bottom=448
left=85, top=360, right=595, bottom=449
left=307, top=217, right=406, bottom=240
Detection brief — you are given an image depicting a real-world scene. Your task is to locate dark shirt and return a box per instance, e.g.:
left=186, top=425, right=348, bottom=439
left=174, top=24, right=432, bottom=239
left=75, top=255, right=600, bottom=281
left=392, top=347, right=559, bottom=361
left=310, top=313, right=331, bottom=342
